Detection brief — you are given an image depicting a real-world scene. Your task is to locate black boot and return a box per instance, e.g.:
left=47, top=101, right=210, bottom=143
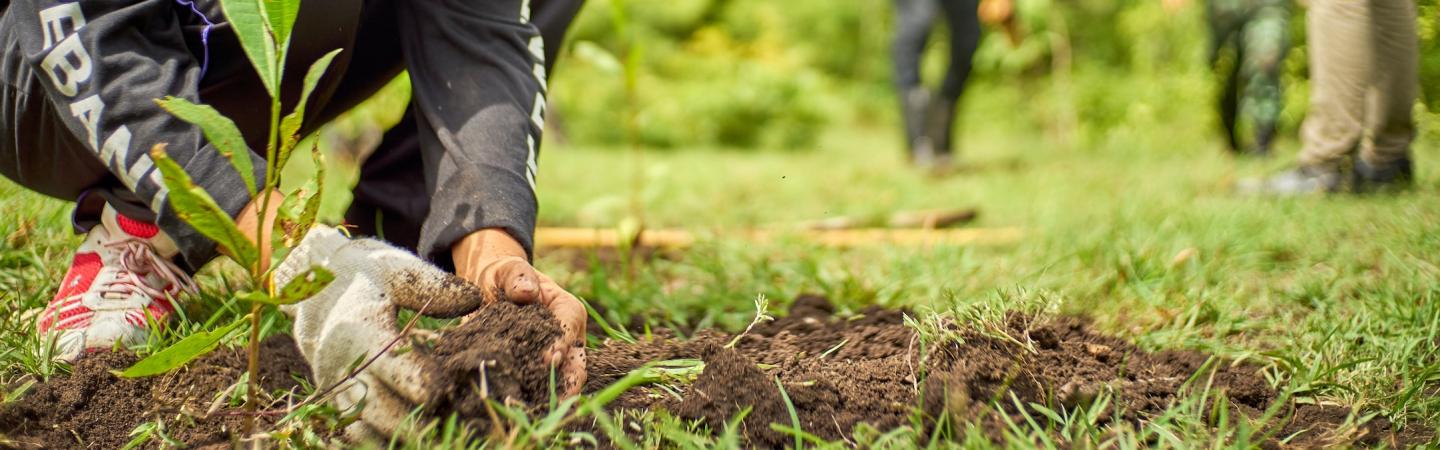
left=1251, top=124, right=1275, bottom=157
left=1354, top=157, right=1413, bottom=193
left=902, top=88, right=934, bottom=164
left=924, top=96, right=957, bottom=169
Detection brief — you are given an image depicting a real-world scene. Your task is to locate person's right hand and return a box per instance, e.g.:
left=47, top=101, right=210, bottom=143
left=273, top=226, right=488, bottom=440
left=978, top=0, right=1014, bottom=25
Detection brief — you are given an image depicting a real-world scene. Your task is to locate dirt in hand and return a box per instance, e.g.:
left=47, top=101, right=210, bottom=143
left=0, top=336, right=309, bottom=449
left=426, top=301, right=563, bottom=433
left=585, top=295, right=1434, bottom=447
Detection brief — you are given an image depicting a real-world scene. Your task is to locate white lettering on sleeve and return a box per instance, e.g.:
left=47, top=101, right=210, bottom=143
left=38, top=3, right=86, bottom=50
left=99, top=125, right=132, bottom=183
left=125, top=155, right=156, bottom=189
left=40, top=34, right=93, bottom=97
left=68, top=95, right=103, bottom=150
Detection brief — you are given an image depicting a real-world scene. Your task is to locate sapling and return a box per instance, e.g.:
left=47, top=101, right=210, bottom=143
left=725, top=294, right=775, bottom=349
left=115, top=0, right=343, bottom=435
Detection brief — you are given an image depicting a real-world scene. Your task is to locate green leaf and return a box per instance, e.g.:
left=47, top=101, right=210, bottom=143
left=268, top=183, right=306, bottom=265
left=235, top=291, right=273, bottom=303
left=275, top=184, right=305, bottom=225
left=260, top=0, right=300, bottom=48
left=277, top=49, right=342, bottom=169
left=116, top=315, right=248, bottom=377
left=219, top=0, right=279, bottom=96
left=278, top=266, right=335, bottom=302
left=243, top=266, right=335, bottom=305
left=297, top=144, right=325, bottom=234
left=154, top=97, right=258, bottom=195
left=150, top=145, right=260, bottom=270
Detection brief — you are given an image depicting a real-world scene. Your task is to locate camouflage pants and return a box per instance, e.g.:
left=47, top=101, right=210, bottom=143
left=1208, top=0, right=1289, bottom=153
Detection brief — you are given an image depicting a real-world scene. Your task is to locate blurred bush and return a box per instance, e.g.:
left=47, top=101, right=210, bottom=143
left=545, top=0, right=1439, bottom=150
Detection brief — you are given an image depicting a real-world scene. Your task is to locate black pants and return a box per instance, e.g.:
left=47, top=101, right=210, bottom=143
left=0, top=0, right=584, bottom=268
left=892, top=0, right=980, bottom=102
left=344, top=0, right=585, bottom=266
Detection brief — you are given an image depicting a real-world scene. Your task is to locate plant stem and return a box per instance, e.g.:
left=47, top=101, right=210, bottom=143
left=243, top=302, right=262, bottom=433
left=244, top=71, right=285, bottom=437
left=256, top=89, right=282, bottom=272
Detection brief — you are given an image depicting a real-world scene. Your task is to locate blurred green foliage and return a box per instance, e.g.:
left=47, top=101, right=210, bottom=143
left=549, top=0, right=1438, bottom=151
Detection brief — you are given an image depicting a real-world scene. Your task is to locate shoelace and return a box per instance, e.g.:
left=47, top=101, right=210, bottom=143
left=96, top=240, right=198, bottom=303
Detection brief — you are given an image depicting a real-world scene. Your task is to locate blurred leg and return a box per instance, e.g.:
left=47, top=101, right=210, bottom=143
left=1358, top=0, right=1417, bottom=168
left=894, top=0, right=938, bottom=160
left=930, top=0, right=979, bottom=157
left=1238, top=1, right=1288, bottom=154
left=935, top=0, right=980, bottom=102
left=1219, top=46, right=1243, bottom=152
left=1297, top=0, right=1370, bottom=170
left=1208, top=1, right=1243, bottom=153
left=892, top=0, right=936, bottom=92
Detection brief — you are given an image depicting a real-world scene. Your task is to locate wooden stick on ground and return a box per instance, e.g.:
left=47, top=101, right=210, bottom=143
left=534, top=226, right=1023, bottom=249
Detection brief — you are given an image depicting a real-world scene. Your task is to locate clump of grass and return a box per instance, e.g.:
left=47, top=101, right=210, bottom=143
left=725, top=294, right=775, bottom=349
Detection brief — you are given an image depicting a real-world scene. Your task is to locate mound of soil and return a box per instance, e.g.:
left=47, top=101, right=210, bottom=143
left=585, top=294, right=1434, bottom=448
left=427, top=302, right=562, bottom=432
left=0, top=336, right=309, bottom=449
left=3, top=295, right=1430, bottom=448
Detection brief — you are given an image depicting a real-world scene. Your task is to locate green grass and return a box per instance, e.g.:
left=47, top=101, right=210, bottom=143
left=1, top=75, right=1438, bottom=447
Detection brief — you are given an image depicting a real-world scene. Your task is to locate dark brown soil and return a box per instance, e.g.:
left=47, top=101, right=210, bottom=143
left=0, top=336, right=309, bottom=449
left=3, top=295, right=1431, bottom=448
left=584, top=294, right=1435, bottom=448
left=427, top=301, right=563, bottom=434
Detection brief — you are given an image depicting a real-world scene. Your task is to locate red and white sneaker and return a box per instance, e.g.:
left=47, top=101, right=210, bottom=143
left=37, top=205, right=197, bottom=361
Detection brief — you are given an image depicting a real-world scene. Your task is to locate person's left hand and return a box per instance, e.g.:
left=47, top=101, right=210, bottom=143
left=452, top=229, right=587, bottom=398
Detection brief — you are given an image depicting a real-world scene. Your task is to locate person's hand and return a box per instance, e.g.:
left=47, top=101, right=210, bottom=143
left=452, top=229, right=587, bottom=398
left=274, top=226, right=487, bottom=440
left=978, top=0, right=1014, bottom=25
left=1161, top=0, right=1190, bottom=13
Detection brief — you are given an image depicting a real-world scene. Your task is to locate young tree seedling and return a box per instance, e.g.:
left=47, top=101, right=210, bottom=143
left=115, top=0, right=343, bottom=435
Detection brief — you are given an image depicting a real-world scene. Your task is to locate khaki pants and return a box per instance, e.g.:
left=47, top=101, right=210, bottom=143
left=1299, top=0, right=1419, bottom=169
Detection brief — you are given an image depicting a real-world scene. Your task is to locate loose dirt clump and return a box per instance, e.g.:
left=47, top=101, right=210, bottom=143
left=585, top=295, right=1434, bottom=447
left=426, top=302, right=563, bottom=433
left=670, top=346, right=791, bottom=446
left=0, top=336, right=309, bottom=449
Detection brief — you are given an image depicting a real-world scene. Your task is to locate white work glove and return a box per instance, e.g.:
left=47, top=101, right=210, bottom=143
left=273, top=226, right=488, bottom=440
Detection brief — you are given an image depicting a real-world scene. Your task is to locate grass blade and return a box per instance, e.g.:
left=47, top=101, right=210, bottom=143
left=116, top=315, right=248, bottom=378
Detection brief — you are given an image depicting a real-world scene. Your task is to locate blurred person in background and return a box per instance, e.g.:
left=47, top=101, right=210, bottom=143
left=1203, top=0, right=1290, bottom=157
left=1243, top=0, right=1419, bottom=194
left=892, top=0, right=985, bottom=171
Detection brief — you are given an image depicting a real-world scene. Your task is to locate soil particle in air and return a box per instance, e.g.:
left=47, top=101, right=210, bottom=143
left=0, top=336, right=309, bottom=449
